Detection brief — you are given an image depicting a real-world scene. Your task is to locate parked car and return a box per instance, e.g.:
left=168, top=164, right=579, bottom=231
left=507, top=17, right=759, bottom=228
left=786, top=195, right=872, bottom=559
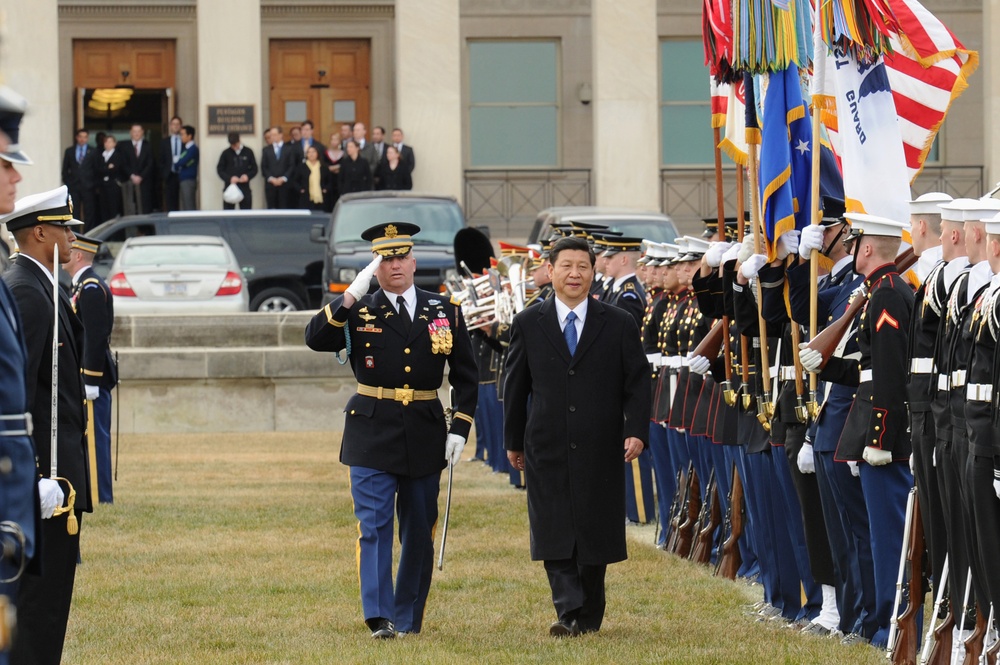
left=311, top=191, right=466, bottom=306
left=108, top=235, right=249, bottom=314
left=87, top=209, right=325, bottom=312
left=527, top=206, right=679, bottom=246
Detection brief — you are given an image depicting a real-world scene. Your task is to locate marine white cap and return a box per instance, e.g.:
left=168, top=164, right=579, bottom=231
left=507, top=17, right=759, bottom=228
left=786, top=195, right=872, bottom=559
left=909, top=192, right=952, bottom=216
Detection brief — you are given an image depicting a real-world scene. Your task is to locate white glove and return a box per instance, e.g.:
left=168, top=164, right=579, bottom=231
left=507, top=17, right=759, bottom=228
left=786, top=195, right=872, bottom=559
left=721, top=243, right=741, bottom=265
left=740, top=254, right=768, bottom=280
left=688, top=354, right=711, bottom=375
left=994, top=469, right=1000, bottom=500
left=706, top=241, right=734, bottom=269
left=798, top=342, right=824, bottom=373
left=85, top=384, right=100, bottom=401
left=776, top=229, right=801, bottom=260
left=737, top=233, right=756, bottom=263
left=862, top=446, right=892, bottom=467
left=847, top=460, right=860, bottom=477
left=799, top=224, right=826, bottom=255
left=909, top=454, right=915, bottom=475
left=797, top=442, right=815, bottom=474
left=345, top=254, right=383, bottom=301
left=445, top=433, right=466, bottom=467
left=38, top=478, right=65, bottom=519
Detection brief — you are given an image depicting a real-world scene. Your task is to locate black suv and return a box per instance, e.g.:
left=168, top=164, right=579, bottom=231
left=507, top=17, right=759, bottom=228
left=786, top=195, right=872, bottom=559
left=87, top=210, right=326, bottom=311
left=311, top=192, right=465, bottom=306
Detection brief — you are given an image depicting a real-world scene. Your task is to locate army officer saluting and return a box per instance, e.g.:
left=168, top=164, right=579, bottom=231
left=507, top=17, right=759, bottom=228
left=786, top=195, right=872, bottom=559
left=305, top=222, right=477, bottom=639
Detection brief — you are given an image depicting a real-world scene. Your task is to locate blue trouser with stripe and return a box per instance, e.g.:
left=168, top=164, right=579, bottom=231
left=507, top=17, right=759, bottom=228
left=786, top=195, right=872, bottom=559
left=350, top=466, right=439, bottom=633
left=648, top=422, right=674, bottom=547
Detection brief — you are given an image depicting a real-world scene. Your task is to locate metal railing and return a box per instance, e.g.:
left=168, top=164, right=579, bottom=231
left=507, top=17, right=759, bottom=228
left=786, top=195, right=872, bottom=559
left=464, top=168, right=591, bottom=239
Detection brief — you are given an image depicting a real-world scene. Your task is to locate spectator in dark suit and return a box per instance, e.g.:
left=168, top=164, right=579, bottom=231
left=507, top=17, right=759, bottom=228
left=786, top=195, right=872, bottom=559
left=337, top=123, right=353, bottom=150
left=61, top=128, right=94, bottom=226
left=216, top=132, right=257, bottom=209
left=338, top=139, right=372, bottom=195
left=123, top=124, right=154, bottom=214
left=391, top=128, right=416, bottom=174
left=261, top=126, right=297, bottom=209
left=177, top=125, right=199, bottom=210
left=94, top=135, right=126, bottom=222
left=294, top=145, right=334, bottom=210
left=159, top=115, right=183, bottom=211
left=354, top=122, right=378, bottom=177
left=375, top=145, right=412, bottom=191
left=297, top=119, right=325, bottom=165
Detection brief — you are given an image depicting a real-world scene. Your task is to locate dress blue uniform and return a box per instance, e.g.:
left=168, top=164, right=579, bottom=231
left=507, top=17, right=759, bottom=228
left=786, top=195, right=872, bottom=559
left=70, top=235, right=117, bottom=504
left=305, top=222, right=477, bottom=636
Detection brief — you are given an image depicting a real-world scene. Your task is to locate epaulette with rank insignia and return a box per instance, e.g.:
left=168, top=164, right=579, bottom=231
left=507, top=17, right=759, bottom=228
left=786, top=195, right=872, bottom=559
left=450, top=294, right=462, bottom=307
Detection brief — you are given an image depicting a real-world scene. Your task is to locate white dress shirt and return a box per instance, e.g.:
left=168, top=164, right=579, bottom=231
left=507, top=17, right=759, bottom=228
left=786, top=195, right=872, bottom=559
left=554, top=296, right=587, bottom=340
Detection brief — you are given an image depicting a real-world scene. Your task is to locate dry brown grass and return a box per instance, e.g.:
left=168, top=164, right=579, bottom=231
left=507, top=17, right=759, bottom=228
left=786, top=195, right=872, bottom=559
left=63, top=432, right=888, bottom=664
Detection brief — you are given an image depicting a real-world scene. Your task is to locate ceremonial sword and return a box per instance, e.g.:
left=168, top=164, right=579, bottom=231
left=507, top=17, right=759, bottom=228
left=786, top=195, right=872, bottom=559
left=437, top=385, right=457, bottom=571
left=51, top=243, right=77, bottom=535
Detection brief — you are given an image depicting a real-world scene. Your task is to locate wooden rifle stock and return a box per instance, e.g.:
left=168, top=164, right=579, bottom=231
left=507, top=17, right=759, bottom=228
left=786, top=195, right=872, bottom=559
left=806, top=248, right=918, bottom=367
left=891, top=490, right=924, bottom=665
left=925, top=604, right=954, bottom=665
left=692, top=319, right=724, bottom=362
left=666, top=465, right=689, bottom=554
left=716, top=466, right=743, bottom=580
left=675, top=470, right=701, bottom=560
left=986, top=616, right=1000, bottom=665
left=961, top=607, right=987, bottom=665
left=691, top=470, right=720, bottom=566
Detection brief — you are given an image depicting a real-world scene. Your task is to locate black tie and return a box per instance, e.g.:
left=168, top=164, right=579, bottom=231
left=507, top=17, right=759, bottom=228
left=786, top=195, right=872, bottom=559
left=396, top=295, right=411, bottom=333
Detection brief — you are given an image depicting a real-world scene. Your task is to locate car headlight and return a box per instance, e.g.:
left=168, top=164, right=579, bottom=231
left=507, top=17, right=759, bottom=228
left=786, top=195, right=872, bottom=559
left=337, top=268, right=358, bottom=282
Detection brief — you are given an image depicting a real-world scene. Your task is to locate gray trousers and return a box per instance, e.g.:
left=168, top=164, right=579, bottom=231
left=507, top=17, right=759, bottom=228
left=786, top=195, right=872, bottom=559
left=179, top=178, right=197, bottom=210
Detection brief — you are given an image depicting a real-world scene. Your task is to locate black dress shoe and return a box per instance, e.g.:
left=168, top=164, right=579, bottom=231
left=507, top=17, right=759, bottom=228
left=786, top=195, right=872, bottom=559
left=367, top=618, right=395, bottom=639
left=549, top=619, right=580, bottom=637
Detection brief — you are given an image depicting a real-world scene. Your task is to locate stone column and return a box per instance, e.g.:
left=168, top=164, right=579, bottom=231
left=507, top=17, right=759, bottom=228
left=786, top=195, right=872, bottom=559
left=395, top=0, right=463, bottom=202
left=592, top=0, right=659, bottom=210
left=196, top=0, right=263, bottom=210
left=0, top=0, right=62, bottom=196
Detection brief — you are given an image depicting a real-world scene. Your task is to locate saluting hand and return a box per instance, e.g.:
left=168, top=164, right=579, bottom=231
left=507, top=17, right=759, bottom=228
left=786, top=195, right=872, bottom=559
left=623, top=437, right=643, bottom=463
left=343, top=254, right=382, bottom=307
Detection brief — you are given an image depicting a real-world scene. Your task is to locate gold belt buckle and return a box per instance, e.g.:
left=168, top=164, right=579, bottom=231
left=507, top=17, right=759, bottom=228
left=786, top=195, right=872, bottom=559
left=395, top=388, right=414, bottom=405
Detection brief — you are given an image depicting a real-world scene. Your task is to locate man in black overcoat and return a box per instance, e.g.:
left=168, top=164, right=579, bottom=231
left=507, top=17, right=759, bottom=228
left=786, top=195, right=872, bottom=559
left=1, top=185, right=92, bottom=665
left=261, top=126, right=298, bottom=209
left=504, top=235, right=650, bottom=637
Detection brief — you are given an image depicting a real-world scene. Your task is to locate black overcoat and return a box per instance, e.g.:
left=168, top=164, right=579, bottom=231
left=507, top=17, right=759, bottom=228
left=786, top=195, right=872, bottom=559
left=503, top=296, right=650, bottom=565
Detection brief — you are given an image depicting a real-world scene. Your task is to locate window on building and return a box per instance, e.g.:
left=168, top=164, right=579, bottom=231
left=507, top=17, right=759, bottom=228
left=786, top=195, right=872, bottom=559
left=661, top=39, right=713, bottom=167
left=468, top=40, right=559, bottom=168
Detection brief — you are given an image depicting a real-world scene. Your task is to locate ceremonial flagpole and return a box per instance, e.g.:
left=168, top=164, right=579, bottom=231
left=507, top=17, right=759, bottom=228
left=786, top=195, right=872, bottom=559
left=713, top=125, right=736, bottom=405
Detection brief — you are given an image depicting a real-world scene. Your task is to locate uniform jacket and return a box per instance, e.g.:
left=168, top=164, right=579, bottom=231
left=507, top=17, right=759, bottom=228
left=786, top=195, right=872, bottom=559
left=906, top=258, right=946, bottom=412
left=305, top=288, right=478, bottom=478
left=821, top=264, right=914, bottom=461
left=216, top=146, right=259, bottom=187
left=0, top=279, right=40, bottom=575
left=503, top=296, right=650, bottom=565
left=965, top=280, right=1000, bottom=459
left=72, top=267, right=117, bottom=391
left=3, top=255, right=92, bottom=513
left=604, top=273, right=646, bottom=331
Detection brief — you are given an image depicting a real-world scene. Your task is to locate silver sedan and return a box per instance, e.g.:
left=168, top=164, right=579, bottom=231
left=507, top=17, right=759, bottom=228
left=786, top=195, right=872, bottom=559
left=108, top=235, right=249, bottom=314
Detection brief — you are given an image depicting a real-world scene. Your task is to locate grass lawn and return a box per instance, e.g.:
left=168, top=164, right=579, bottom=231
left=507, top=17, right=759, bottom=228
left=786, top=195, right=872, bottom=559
left=64, top=432, right=887, bottom=664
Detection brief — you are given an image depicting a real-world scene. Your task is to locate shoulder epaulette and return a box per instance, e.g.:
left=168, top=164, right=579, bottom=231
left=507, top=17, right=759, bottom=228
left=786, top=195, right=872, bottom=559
left=450, top=294, right=462, bottom=307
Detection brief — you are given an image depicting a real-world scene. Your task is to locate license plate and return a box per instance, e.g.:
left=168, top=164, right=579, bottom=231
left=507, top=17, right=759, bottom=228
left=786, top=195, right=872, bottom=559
left=163, top=282, right=187, bottom=296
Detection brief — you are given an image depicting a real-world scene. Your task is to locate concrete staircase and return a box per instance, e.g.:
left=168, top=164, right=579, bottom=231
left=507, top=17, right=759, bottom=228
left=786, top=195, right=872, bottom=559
left=112, top=312, right=356, bottom=433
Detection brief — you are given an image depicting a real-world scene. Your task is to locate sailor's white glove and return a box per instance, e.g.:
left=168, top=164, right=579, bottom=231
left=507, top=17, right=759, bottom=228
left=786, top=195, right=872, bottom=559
left=740, top=254, right=768, bottom=280
left=445, top=433, right=466, bottom=467
left=706, top=241, right=734, bottom=269
left=38, top=478, right=64, bottom=520
left=737, top=234, right=756, bottom=263
left=85, top=384, right=100, bottom=401
left=721, top=244, right=741, bottom=265
left=862, top=446, right=892, bottom=467
left=776, top=229, right=801, bottom=260
left=798, top=342, right=824, bottom=373
left=797, top=442, right=815, bottom=474
left=345, top=254, right=382, bottom=301
left=688, top=354, right=712, bottom=376
left=847, top=460, right=860, bottom=477
left=799, top=224, right=826, bottom=255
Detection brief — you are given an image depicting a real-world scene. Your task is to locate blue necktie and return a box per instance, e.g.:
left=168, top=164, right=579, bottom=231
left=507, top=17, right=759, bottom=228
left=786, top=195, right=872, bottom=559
left=564, top=311, right=578, bottom=356
left=275, top=144, right=281, bottom=160
left=76, top=146, right=84, bottom=163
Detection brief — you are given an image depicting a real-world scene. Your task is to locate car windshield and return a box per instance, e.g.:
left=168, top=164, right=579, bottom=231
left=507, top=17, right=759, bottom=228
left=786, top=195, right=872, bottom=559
left=333, top=200, right=465, bottom=246
left=121, top=244, right=228, bottom=268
